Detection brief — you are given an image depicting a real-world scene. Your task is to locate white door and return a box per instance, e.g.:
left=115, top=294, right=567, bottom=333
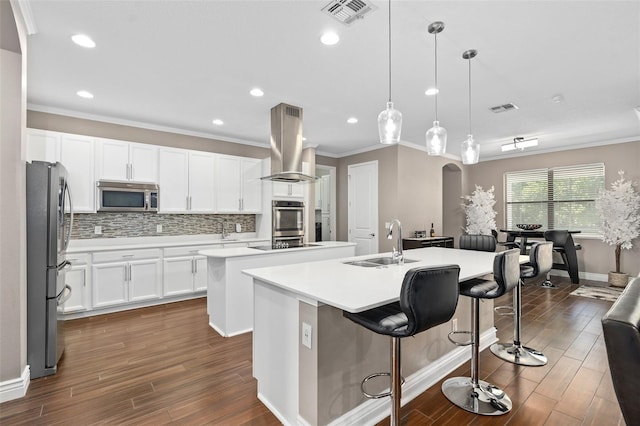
left=59, top=134, right=95, bottom=212
left=348, top=161, right=378, bottom=256
left=216, top=155, right=242, bottom=212
left=163, top=257, right=194, bottom=296
left=193, top=256, right=208, bottom=292
left=97, top=138, right=129, bottom=180
left=128, top=259, right=161, bottom=302
left=92, top=262, right=128, bottom=308
left=129, top=143, right=158, bottom=182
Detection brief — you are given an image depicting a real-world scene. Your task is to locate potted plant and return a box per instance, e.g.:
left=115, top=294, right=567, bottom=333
left=595, top=170, right=640, bottom=287
left=462, top=185, right=497, bottom=235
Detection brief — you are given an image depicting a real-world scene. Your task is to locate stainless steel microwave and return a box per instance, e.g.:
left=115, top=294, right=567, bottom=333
left=97, top=180, right=159, bottom=212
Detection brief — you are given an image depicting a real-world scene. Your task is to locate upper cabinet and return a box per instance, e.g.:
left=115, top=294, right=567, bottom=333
left=59, top=134, right=96, bottom=213
left=216, top=155, right=263, bottom=213
left=158, top=148, right=215, bottom=213
left=96, top=138, right=157, bottom=182
left=273, top=181, right=304, bottom=198
left=26, top=129, right=59, bottom=163
left=27, top=129, right=95, bottom=212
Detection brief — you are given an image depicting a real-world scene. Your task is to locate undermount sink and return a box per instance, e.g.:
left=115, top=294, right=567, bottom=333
left=343, top=256, right=419, bottom=268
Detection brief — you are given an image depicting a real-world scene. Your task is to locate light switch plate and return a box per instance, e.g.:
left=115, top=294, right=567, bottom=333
left=156, top=224, right=162, bottom=233
left=94, top=226, right=102, bottom=235
left=235, top=223, right=241, bottom=233
left=302, top=322, right=312, bottom=349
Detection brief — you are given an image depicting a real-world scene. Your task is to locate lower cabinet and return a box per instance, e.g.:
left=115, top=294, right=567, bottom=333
left=63, top=253, right=91, bottom=313
left=92, top=249, right=162, bottom=309
left=163, top=255, right=207, bottom=296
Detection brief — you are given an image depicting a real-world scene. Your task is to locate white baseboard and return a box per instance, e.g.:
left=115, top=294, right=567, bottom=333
left=549, top=269, right=608, bottom=283
left=327, top=327, right=498, bottom=426
left=0, top=365, right=30, bottom=403
left=208, top=321, right=252, bottom=338
left=257, top=392, right=291, bottom=425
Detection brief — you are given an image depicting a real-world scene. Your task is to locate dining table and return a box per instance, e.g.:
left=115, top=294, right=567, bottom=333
left=499, top=228, right=580, bottom=255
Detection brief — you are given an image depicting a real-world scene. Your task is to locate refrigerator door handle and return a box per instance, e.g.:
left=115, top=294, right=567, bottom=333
left=58, top=285, right=73, bottom=305
left=63, top=182, right=74, bottom=251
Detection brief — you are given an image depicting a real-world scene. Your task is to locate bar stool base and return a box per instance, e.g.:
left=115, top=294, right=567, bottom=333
left=490, top=342, right=548, bottom=366
left=442, top=377, right=512, bottom=415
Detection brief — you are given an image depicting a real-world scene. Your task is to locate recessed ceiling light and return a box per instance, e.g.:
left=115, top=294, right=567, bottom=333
left=250, top=88, right=264, bottom=97
left=76, top=90, right=94, bottom=99
left=347, top=117, right=358, bottom=124
left=71, top=34, right=95, bottom=48
left=320, top=32, right=340, bottom=46
left=425, top=88, right=439, bottom=96
left=212, top=119, right=224, bottom=126
left=302, top=137, right=307, bottom=141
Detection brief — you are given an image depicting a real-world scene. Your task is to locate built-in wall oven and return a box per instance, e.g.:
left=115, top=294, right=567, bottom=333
left=272, top=200, right=305, bottom=247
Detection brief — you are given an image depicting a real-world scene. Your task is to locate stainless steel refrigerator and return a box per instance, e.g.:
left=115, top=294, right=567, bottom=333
left=26, top=161, right=74, bottom=378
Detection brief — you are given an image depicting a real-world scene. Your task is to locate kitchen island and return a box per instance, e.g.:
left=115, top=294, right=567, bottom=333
left=200, top=241, right=356, bottom=337
left=243, top=247, right=503, bottom=426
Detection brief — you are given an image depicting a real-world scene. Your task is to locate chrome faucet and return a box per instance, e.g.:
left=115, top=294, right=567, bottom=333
left=222, top=221, right=231, bottom=239
left=387, top=219, right=403, bottom=264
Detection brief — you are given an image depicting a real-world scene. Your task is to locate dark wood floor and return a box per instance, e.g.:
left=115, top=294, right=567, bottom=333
left=0, top=276, right=625, bottom=425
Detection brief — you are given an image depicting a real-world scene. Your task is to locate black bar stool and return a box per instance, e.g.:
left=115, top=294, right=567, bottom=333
left=543, top=230, right=582, bottom=285
left=442, top=248, right=520, bottom=415
left=343, top=265, right=460, bottom=426
left=491, top=242, right=552, bottom=366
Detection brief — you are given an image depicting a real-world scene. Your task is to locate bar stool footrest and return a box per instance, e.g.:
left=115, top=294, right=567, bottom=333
left=494, top=305, right=515, bottom=316
left=361, top=372, right=406, bottom=399
left=447, top=330, right=472, bottom=346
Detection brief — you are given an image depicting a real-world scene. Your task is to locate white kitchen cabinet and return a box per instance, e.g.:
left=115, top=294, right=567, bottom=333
left=321, top=175, right=331, bottom=214
left=187, top=151, right=216, bottom=212
left=63, top=253, right=91, bottom=313
left=273, top=181, right=304, bottom=198
left=59, top=133, right=96, bottom=212
left=96, top=138, right=158, bottom=182
left=92, top=249, right=161, bottom=308
left=163, top=245, right=209, bottom=296
left=26, top=129, right=59, bottom=162
left=216, top=155, right=262, bottom=213
left=158, top=148, right=215, bottom=213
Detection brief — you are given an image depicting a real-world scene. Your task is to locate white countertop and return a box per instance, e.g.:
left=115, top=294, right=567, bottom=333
left=199, top=241, right=356, bottom=259
left=67, top=233, right=269, bottom=252
left=244, top=247, right=507, bottom=313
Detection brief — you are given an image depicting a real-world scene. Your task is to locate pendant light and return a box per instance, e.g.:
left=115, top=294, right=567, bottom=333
left=461, top=49, right=480, bottom=165
left=377, top=0, right=402, bottom=144
left=425, top=21, right=446, bottom=156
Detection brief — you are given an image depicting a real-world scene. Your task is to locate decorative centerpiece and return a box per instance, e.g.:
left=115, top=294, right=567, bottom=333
left=595, top=170, right=640, bottom=287
left=462, top=185, right=497, bottom=235
left=516, top=224, right=542, bottom=231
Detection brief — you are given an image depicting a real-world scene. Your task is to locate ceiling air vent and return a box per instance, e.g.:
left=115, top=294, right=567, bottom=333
left=322, top=0, right=377, bottom=26
left=489, top=103, right=519, bottom=113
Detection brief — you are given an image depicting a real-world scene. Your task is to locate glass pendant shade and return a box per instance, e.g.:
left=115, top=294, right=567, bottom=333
left=461, top=134, right=480, bottom=164
left=378, top=101, right=402, bottom=144
left=426, top=120, right=447, bottom=155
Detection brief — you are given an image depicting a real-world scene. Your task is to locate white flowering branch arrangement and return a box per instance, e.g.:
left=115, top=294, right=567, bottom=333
left=595, top=170, right=640, bottom=273
left=462, top=185, right=497, bottom=236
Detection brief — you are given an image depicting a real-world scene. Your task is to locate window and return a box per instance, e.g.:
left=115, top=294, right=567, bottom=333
left=504, top=163, right=605, bottom=234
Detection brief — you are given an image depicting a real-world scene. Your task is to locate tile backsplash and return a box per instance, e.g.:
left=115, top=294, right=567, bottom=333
left=70, top=213, right=256, bottom=239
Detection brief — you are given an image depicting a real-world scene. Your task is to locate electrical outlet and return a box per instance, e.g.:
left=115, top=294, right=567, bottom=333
left=94, top=226, right=102, bottom=235
left=156, top=224, right=162, bottom=233
left=302, top=322, right=312, bottom=349
left=385, top=222, right=390, bottom=229
left=235, top=223, right=241, bottom=233
left=452, top=318, right=458, bottom=332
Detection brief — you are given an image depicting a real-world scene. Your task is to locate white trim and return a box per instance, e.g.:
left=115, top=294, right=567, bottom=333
left=327, top=327, right=498, bottom=426
left=0, top=365, right=30, bottom=403
left=27, top=104, right=269, bottom=149
left=549, top=269, right=608, bottom=283
left=257, top=392, right=291, bottom=425
left=14, top=0, right=37, bottom=34
left=208, top=321, right=252, bottom=338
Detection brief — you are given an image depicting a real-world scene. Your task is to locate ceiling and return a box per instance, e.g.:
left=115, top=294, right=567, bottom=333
left=23, top=1, right=640, bottom=160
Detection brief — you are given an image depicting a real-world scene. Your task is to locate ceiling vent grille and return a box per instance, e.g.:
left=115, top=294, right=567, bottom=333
left=489, top=103, right=519, bottom=113
left=322, top=0, right=377, bottom=26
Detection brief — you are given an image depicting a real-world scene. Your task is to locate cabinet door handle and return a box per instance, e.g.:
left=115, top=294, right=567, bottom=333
left=128, top=264, right=132, bottom=282
left=190, top=196, right=193, bottom=210
left=186, top=196, right=190, bottom=210
left=122, top=254, right=134, bottom=258
left=239, top=198, right=242, bottom=211
left=194, top=259, right=198, bottom=274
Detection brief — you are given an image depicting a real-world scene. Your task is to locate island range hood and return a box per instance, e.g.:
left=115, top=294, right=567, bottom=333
left=261, top=103, right=317, bottom=183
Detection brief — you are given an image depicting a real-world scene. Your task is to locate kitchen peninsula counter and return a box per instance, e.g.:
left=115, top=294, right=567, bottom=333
left=243, top=247, right=503, bottom=426
left=200, top=241, right=356, bottom=337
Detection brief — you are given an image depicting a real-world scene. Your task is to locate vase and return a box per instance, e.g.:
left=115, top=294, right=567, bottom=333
left=608, top=271, right=629, bottom=288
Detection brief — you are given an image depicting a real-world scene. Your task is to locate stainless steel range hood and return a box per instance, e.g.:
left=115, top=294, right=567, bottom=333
left=261, top=103, right=317, bottom=183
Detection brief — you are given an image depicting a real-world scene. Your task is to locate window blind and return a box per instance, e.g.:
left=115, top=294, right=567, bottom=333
left=504, top=163, right=605, bottom=233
